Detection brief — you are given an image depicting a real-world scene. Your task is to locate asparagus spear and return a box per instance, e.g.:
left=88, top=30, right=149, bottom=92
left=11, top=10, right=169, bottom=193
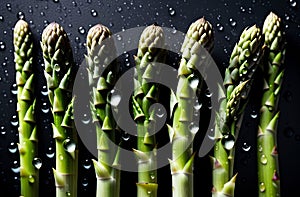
left=14, top=19, right=38, bottom=197
left=85, top=24, right=120, bottom=197
left=41, top=22, right=78, bottom=197
left=212, top=25, right=264, bottom=197
left=257, top=12, right=285, bottom=197
left=167, top=17, right=213, bottom=197
left=132, top=24, right=166, bottom=197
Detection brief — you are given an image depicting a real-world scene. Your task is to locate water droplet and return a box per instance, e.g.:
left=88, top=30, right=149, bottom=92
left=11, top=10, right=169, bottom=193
left=41, top=102, right=50, bottom=113
left=221, top=134, right=235, bottom=150
left=11, top=160, right=20, bottom=173
left=8, top=142, right=18, bottom=153
left=205, top=89, right=213, bottom=97
left=147, top=190, right=152, bottom=195
left=78, top=26, right=86, bottom=34
left=0, top=125, right=6, bottom=135
left=189, top=122, right=199, bottom=134
left=27, top=175, right=35, bottom=183
left=91, top=9, right=98, bottom=17
left=116, top=34, right=122, bottom=41
left=86, top=0, right=92, bottom=4
left=216, top=23, right=224, bottom=32
left=242, top=142, right=251, bottom=151
left=240, top=6, right=246, bottom=13
left=63, top=138, right=76, bottom=153
left=11, top=84, right=17, bottom=95
left=82, top=159, right=92, bottom=169
left=46, top=147, right=55, bottom=158
left=248, top=7, right=252, bottom=14
left=250, top=110, right=257, bottom=119
left=53, top=0, right=60, bottom=3
left=32, top=157, right=42, bottom=169
left=54, top=64, right=60, bottom=72
left=260, top=154, right=268, bottom=165
left=40, top=12, right=45, bottom=17
left=6, top=3, right=12, bottom=11
left=116, top=6, right=123, bottom=12
left=82, top=178, right=88, bottom=187
left=81, top=114, right=90, bottom=124
left=194, top=100, right=202, bottom=110
left=284, top=127, right=294, bottom=138
left=189, top=78, right=199, bottom=89
left=66, top=191, right=71, bottom=196
left=0, top=41, right=6, bottom=51
left=41, top=85, right=48, bottom=96
left=260, top=182, right=266, bottom=192
left=150, top=173, right=155, bottom=180
left=109, top=22, right=114, bottom=27
left=122, top=132, right=130, bottom=141
left=229, top=18, right=236, bottom=27
left=225, top=35, right=230, bottom=41
left=0, top=15, right=4, bottom=22
left=11, top=115, right=18, bottom=127
left=110, top=89, right=121, bottom=107
left=168, top=7, right=176, bottom=16
left=290, top=0, right=297, bottom=7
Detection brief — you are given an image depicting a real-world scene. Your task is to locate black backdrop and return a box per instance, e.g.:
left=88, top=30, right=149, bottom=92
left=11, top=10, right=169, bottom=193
left=0, top=0, right=300, bottom=196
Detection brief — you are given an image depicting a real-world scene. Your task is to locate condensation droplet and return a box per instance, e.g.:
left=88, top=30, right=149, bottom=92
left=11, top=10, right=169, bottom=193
left=122, top=132, right=130, bottom=141
left=189, top=122, right=199, bottom=134
left=242, top=142, right=251, bottom=151
left=46, top=147, right=55, bottom=158
left=205, top=89, right=213, bottom=98
left=250, top=110, right=257, bottom=119
left=41, top=102, right=50, bottom=113
left=0, top=15, right=4, bottom=22
left=11, top=160, right=20, bottom=173
left=82, top=159, right=92, bottom=169
left=0, top=125, right=6, bottom=135
left=260, top=182, right=266, bottom=192
left=78, top=26, right=86, bottom=35
left=32, top=157, right=42, bottom=169
left=82, top=178, right=88, bottom=187
left=109, top=22, right=114, bottom=27
left=221, top=134, right=235, bottom=150
left=289, top=0, right=297, bottom=7
left=91, top=9, right=98, bottom=17
left=189, top=78, right=199, bottom=89
left=11, top=115, right=19, bottom=127
left=110, top=89, right=121, bottom=107
left=6, top=3, right=12, bottom=12
left=168, top=7, right=176, bottom=16
left=53, top=0, right=60, bottom=3
left=63, top=138, right=76, bottom=153
left=17, top=11, right=25, bottom=20
left=81, top=113, right=90, bottom=124
left=116, top=6, right=123, bottom=12
left=41, top=85, right=48, bottom=96
left=216, top=23, right=224, bottom=32
left=11, top=84, right=17, bottom=95
left=28, top=175, right=35, bottom=183
left=8, top=142, right=18, bottom=153
left=260, top=154, right=268, bottom=165
left=194, top=100, right=202, bottom=110
left=229, top=18, right=236, bottom=27
left=66, top=191, right=71, bottom=196
left=0, top=41, right=6, bottom=51
left=116, top=34, right=122, bottom=41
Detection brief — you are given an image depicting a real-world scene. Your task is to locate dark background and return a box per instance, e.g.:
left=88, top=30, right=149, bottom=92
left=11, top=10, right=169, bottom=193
left=0, top=0, right=300, bottom=196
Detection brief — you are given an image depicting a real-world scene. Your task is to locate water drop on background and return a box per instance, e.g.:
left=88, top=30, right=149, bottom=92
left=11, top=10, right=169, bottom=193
left=242, top=142, right=251, bottom=151
left=41, top=85, right=48, bottom=96
left=32, top=158, right=42, bottom=169
left=229, top=18, right=237, bottom=27
left=82, top=178, right=88, bottom=187
left=11, top=84, right=17, bottom=95
left=78, top=26, right=86, bottom=34
left=205, top=89, right=213, bottom=97
left=11, top=160, right=20, bottom=173
left=8, top=142, right=18, bottom=153
left=6, top=3, right=12, bottom=11
left=221, top=134, right=235, bottom=150
left=250, top=110, right=257, bottom=119
left=110, top=89, right=121, bottom=107
left=10, top=115, right=18, bottom=127
left=0, top=125, right=6, bottom=135
left=46, top=147, right=55, bottom=158
left=81, top=114, right=90, bottom=124
left=189, top=122, right=199, bottom=134
left=0, top=41, right=6, bottom=51
left=91, top=9, right=98, bottom=17
left=0, top=15, right=4, bottom=22
left=41, top=102, right=50, bottom=113
left=122, top=132, right=130, bottom=141
left=116, top=6, right=123, bottom=12
left=216, top=23, right=224, bottom=32
left=168, top=7, right=176, bottom=16
left=53, top=0, right=60, bottom=3
left=17, top=11, right=25, bottom=20
left=260, top=154, right=268, bottom=165
left=82, top=159, right=92, bottom=169
left=289, top=0, right=297, bottom=7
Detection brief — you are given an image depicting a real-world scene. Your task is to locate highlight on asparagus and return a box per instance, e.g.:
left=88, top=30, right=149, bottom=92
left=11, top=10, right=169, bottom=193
left=14, top=19, right=39, bottom=197
left=41, top=22, right=78, bottom=197
left=257, top=12, right=285, bottom=197
left=85, top=24, right=120, bottom=197
left=212, top=25, right=264, bottom=197
left=167, top=17, right=214, bottom=197
left=132, top=24, right=166, bottom=197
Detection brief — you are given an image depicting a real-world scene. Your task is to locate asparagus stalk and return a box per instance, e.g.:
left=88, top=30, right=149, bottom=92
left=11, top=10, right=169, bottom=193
left=14, top=19, right=39, bottom=197
left=132, top=24, right=166, bottom=197
left=167, top=17, right=214, bottom=197
left=257, top=12, right=285, bottom=197
left=85, top=24, right=120, bottom=197
left=41, top=22, right=78, bottom=197
left=212, top=25, right=264, bottom=197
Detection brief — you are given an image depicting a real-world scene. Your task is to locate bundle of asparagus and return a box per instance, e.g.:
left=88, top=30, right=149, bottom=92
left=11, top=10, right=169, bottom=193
left=85, top=24, right=120, bottom=197
left=212, top=25, right=264, bottom=196
left=167, top=17, right=214, bottom=197
left=14, top=19, right=39, bottom=197
left=132, top=24, right=166, bottom=197
left=257, top=12, right=285, bottom=197
left=41, top=22, right=78, bottom=197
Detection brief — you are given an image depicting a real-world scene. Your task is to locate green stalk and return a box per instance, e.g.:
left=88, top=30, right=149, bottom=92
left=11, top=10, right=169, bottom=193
left=258, top=12, right=285, bottom=197
left=41, top=22, right=78, bottom=197
left=212, top=25, right=264, bottom=197
left=132, top=24, right=166, bottom=197
left=167, top=17, right=214, bottom=197
left=85, top=24, right=120, bottom=197
left=14, top=19, right=39, bottom=197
